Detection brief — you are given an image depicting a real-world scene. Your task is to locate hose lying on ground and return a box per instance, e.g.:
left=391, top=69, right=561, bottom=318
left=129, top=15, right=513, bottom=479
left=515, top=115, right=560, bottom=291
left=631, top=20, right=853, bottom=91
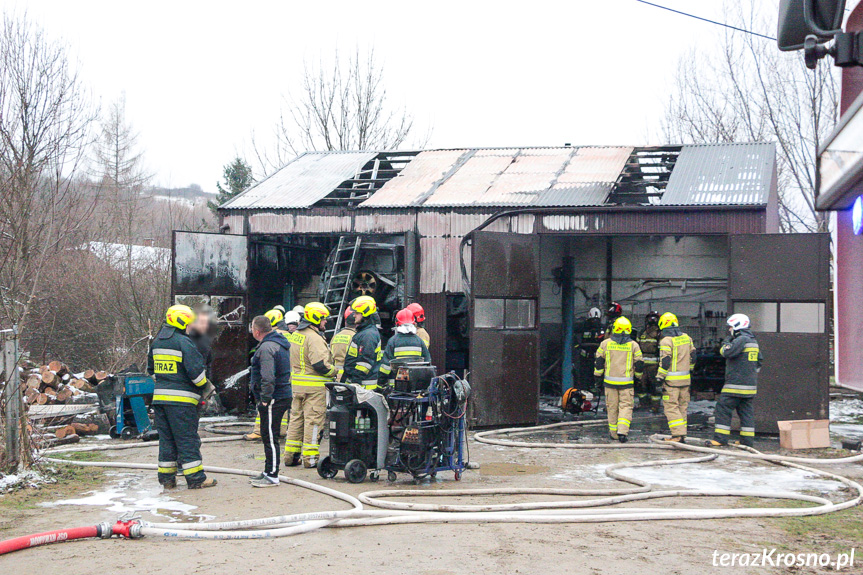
left=2, top=418, right=860, bottom=553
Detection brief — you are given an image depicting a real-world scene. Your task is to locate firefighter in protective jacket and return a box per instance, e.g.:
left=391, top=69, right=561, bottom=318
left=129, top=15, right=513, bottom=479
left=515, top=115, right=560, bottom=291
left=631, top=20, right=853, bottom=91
left=330, top=308, right=358, bottom=382
left=407, top=302, right=430, bottom=349
left=284, top=302, right=337, bottom=468
left=709, top=313, right=763, bottom=448
left=148, top=305, right=216, bottom=489
left=594, top=316, right=644, bottom=443
left=378, top=308, right=432, bottom=387
left=342, top=296, right=382, bottom=389
left=656, top=312, right=696, bottom=443
left=636, top=311, right=662, bottom=409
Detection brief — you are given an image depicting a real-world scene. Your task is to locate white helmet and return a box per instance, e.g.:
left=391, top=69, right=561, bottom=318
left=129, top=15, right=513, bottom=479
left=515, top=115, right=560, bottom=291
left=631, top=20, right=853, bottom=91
left=273, top=305, right=286, bottom=314
left=727, top=313, right=750, bottom=331
left=588, top=307, right=601, bottom=319
left=292, top=305, right=304, bottom=314
left=285, top=311, right=301, bottom=325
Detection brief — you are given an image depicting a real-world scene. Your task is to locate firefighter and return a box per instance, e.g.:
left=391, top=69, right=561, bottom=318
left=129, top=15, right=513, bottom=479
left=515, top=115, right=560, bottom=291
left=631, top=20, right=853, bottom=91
left=602, top=302, right=624, bottom=340
left=708, top=314, right=763, bottom=448
left=148, top=305, right=216, bottom=489
left=656, top=312, right=696, bottom=443
left=342, top=296, right=382, bottom=390
left=378, top=308, right=432, bottom=387
left=406, top=302, right=430, bottom=349
left=284, top=310, right=301, bottom=333
left=636, top=311, right=662, bottom=409
left=594, top=316, right=644, bottom=443
left=573, top=307, right=604, bottom=392
left=330, top=308, right=358, bottom=382
left=284, top=302, right=337, bottom=468
left=265, top=308, right=289, bottom=334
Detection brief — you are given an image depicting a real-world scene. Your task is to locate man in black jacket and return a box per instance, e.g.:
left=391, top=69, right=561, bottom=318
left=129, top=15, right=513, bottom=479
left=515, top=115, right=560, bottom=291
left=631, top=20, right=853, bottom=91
left=148, top=305, right=216, bottom=489
left=249, top=315, right=293, bottom=487
left=708, top=313, right=764, bottom=448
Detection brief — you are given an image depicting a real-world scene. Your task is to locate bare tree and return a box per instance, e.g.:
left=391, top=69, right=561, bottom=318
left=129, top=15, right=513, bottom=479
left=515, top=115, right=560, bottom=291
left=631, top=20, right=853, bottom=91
left=0, top=12, right=97, bottom=333
left=253, top=49, right=420, bottom=175
left=661, top=1, right=837, bottom=232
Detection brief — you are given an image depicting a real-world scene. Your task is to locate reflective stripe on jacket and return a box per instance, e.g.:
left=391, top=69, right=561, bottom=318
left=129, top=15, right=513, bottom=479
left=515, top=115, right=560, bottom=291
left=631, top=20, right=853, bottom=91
left=329, top=327, right=356, bottom=381
left=147, top=325, right=208, bottom=406
left=287, top=326, right=336, bottom=387
left=416, top=326, right=430, bottom=349
left=594, top=335, right=643, bottom=389
left=720, top=329, right=762, bottom=396
left=657, top=329, right=696, bottom=387
left=379, top=332, right=432, bottom=377
left=637, top=326, right=661, bottom=364
left=342, top=321, right=381, bottom=384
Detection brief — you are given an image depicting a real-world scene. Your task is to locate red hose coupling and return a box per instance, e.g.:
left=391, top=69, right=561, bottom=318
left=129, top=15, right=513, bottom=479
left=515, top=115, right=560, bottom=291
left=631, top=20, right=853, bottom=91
left=111, top=520, right=144, bottom=539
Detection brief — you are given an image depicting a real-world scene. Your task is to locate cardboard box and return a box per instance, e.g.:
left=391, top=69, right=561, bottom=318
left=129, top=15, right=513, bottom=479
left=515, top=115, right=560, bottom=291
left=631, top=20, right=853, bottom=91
left=777, top=419, right=831, bottom=450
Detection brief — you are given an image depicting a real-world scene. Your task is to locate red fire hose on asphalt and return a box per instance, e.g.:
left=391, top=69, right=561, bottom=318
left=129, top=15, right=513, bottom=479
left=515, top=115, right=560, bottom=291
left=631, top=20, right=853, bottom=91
left=0, top=520, right=142, bottom=555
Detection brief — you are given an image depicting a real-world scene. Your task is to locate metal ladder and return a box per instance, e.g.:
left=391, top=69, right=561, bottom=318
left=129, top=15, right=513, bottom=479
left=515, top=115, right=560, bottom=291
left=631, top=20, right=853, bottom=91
left=323, top=236, right=362, bottom=337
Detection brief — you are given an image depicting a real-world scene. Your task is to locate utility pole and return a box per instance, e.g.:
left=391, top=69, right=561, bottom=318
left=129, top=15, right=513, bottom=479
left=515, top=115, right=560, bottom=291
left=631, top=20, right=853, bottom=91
left=2, top=327, right=21, bottom=471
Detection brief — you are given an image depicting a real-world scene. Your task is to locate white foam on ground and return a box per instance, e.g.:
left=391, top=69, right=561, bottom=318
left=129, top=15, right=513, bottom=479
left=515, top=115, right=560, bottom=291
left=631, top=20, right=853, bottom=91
left=831, top=398, right=863, bottom=423
left=552, top=458, right=842, bottom=494
left=199, top=415, right=239, bottom=423
left=39, top=473, right=213, bottom=521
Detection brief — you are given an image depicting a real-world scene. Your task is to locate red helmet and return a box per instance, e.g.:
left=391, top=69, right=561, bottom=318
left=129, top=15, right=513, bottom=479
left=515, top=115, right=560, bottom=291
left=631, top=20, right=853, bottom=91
left=396, top=308, right=415, bottom=326
left=344, top=307, right=353, bottom=320
left=406, top=302, right=425, bottom=323
left=607, top=302, right=622, bottom=317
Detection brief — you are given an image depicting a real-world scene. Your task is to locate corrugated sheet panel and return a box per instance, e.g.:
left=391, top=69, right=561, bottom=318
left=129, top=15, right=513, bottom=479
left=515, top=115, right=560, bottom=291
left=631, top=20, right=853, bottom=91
left=661, top=143, right=775, bottom=206
left=222, top=215, right=244, bottom=234
left=248, top=213, right=353, bottom=234
left=557, top=146, right=632, bottom=184
left=535, top=183, right=614, bottom=206
left=419, top=237, right=446, bottom=292
left=221, top=151, right=377, bottom=209
left=538, top=209, right=766, bottom=235
left=360, top=150, right=467, bottom=207
left=354, top=211, right=415, bottom=234
left=446, top=236, right=465, bottom=293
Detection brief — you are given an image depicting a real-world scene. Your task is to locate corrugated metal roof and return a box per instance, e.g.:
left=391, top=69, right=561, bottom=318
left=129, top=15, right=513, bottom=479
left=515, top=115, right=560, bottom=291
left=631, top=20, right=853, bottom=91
left=221, top=151, right=377, bottom=209
left=221, top=144, right=775, bottom=211
left=661, top=143, right=775, bottom=206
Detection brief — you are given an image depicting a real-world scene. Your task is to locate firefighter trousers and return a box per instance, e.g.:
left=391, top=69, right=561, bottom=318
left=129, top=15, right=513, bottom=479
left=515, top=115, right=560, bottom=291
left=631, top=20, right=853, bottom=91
left=662, top=384, right=690, bottom=437
left=153, top=404, right=206, bottom=486
left=605, top=386, right=634, bottom=438
left=285, top=386, right=327, bottom=466
left=713, top=393, right=755, bottom=447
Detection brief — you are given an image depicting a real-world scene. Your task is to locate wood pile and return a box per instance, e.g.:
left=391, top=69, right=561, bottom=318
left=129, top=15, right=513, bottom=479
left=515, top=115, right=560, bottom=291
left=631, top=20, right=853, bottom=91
left=20, top=362, right=107, bottom=407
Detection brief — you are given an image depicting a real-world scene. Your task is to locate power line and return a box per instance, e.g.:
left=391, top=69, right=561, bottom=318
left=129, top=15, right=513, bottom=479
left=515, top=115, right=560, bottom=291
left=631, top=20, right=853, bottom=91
left=634, top=0, right=777, bottom=42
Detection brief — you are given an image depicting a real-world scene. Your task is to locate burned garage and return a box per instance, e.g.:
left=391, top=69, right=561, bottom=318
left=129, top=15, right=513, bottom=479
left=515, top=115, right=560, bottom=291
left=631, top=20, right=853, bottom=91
left=172, top=143, right=829, bottom=431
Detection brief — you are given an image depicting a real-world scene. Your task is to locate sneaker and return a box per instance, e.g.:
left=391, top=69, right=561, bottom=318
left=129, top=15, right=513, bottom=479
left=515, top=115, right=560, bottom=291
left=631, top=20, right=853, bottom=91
left=249, top=472, right=265, bottom=482
left=618, top=434, right=628, bottom=444
left=189, top=478, right=218, bottom=489
left=244, top=432, right=261, bottom=441
left=285, top=454, right=302, bottom=467
left=250, top=476, right=279, bottom=488
left=664, top=436, right=685, bottom=444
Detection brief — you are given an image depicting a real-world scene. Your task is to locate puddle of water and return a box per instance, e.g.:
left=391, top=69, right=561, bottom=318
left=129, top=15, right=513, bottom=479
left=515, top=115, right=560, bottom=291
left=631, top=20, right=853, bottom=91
left=39, top=473, right=213, bottom=522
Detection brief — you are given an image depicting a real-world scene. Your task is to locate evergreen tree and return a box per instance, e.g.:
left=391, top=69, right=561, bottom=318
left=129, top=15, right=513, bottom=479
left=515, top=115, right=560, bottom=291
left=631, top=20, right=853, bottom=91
left=209, top=157, right=253, bottom=213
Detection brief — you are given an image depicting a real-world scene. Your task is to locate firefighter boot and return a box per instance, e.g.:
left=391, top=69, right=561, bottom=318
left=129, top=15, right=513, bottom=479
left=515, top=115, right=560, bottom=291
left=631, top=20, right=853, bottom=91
left=618, top=434, right=628, bottom=444
left=189, top=478, right=218, bottom=489
left=664, top=436, right=686, bottom=444
left=245, top=417, right=261, bottom=441
left=286, top=454, right=302, bottom=467
left=706, top=439, right=728, bottom=447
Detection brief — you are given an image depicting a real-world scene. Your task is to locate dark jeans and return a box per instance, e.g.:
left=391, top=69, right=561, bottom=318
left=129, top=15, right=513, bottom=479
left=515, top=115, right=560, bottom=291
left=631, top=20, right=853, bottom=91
left=713, top=393, right=755, bottom=447
left=153, top=403, right=205, bottom=486
left=259, top=397, right=292, bottom=478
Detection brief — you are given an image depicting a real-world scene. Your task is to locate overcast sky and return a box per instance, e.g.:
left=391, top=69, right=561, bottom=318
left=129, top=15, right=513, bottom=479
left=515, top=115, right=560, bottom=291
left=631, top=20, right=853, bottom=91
left=2, top=0, right=778, bottom=192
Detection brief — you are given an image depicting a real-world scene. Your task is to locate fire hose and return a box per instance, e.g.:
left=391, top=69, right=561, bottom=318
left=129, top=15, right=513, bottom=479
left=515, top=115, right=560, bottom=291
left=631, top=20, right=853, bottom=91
left=1, top=419, right=861, bottom=554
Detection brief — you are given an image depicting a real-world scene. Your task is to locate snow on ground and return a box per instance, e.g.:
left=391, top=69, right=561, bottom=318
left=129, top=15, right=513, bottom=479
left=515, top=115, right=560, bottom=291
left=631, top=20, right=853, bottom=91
left=39, top=472, right=213, bottom=521
left=0, top=469, right=52, bottom=492
left=831, top=397, right=863, bottom=423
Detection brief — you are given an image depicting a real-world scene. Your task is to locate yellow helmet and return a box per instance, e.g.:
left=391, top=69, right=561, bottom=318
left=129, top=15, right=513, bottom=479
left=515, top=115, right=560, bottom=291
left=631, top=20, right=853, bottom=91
left=658, top=312, right=679, bottom=331
left=351, top=295, right=377, bottom=317
left=304, top=302, right=331, bottom=325
left=166, top=304, right=196, bottom=330
left=612, top=316, right=632, bottom=334
left=265, top=309, right=284, bottom=327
